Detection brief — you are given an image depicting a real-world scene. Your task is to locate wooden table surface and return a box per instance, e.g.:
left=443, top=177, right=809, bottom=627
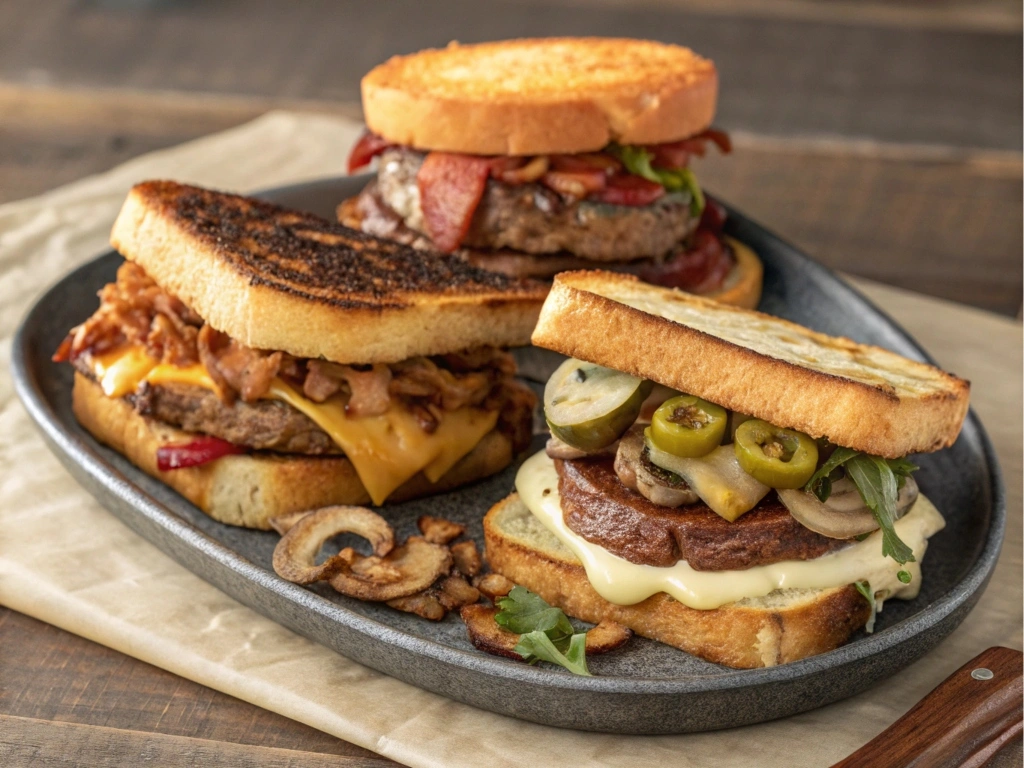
left=1, top=1, right=1020, bottom=765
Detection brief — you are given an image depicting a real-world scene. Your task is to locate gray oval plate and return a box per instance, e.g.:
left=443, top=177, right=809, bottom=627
left=12, top=175, right=1004, bottom=734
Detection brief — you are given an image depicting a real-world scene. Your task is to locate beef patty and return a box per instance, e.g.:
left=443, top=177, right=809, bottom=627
left=373, top=148, right=697, bottom=261
left=557, top=458, right=852, bottom=571
left=133, top=380, right=341, bottom=454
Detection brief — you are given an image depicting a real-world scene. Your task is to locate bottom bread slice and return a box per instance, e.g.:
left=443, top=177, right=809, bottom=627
left=73, top=372, right=514, bottom=529
left=483, top=493, right=871, bottom=668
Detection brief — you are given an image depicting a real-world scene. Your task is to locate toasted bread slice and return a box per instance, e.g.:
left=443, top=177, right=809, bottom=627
left=362, top=38, right=717, bottom=155
left=484, top=494, right=870, bottom=668
left=73, top=373, right=514, bottom=529
left=110, top=181, right=547, bottom=364
left=532, top=271, right=969, bottom=457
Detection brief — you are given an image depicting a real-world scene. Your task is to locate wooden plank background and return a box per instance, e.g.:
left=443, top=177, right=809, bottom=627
left=0, top=1, right=1020, bottom=765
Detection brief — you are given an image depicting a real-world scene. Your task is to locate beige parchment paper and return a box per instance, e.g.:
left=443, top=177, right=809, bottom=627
left=1, top=112, right=1020, bottom=768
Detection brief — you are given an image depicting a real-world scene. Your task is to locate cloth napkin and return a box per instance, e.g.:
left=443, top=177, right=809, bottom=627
left=1, top=111, right=1020, bottom=768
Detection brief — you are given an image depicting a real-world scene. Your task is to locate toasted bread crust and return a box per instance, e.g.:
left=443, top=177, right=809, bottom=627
left=362, top=38, right=717, bottom=155
left=73, top=373, right=514, bottom=529
left=110, top=181, right=547, bottom=363
left=532, top=271, right=969, bottom=457
left=484, top=494, right=870, bottom=668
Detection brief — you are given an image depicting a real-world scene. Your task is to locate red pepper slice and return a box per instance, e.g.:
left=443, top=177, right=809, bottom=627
left=592, top=174, right=665, bottom=206
left=699, top=194, right=728, bottom=235
left=347, top=131, right=395, bottom=174
left=157, top=436, right=245, bottom=471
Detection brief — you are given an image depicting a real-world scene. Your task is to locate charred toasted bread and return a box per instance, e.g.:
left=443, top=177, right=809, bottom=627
left=362, top=38, right=717, bottom=155
left=110, top=181, right=548, bottom=364
left=532, top=271, right=970, bottom=458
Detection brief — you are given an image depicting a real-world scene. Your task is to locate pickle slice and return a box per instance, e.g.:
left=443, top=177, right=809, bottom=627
left=733, top=419, right=818, bottom=489
left=544, top=358, right=652, bottom=451
left=649, top=395, right=728, bottom=458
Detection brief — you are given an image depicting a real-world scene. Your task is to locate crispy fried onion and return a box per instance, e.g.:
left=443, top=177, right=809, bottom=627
left=329, top=536, right=452, bottom=602
left=272, top=505, right=394, bottom=585
left=474, top=573, right=514, bottom=603
left=450, top=540, right=482, bottom=577
left=462, top=604, right=633, bottom=660
left=267, top=510, right=311, bottom=536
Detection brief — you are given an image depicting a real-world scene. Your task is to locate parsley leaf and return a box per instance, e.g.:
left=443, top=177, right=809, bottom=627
left=495, top=587, right=591, bottom=675
left=515, top=631, right=591, bottom=677
left=805, top=448, right=919, bottom=565
left=854, top=580, right=878, bottom=633
left=844, top=454, right=916, bottom=565
left=607, top=145, right=705, bottom=217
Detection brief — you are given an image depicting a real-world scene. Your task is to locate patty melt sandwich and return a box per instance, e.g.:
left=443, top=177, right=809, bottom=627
left=340, top=37, right=762, bottom=307
left=484, top=271, right=970, bottom=668
left=54, top=181, right=546, bottom=529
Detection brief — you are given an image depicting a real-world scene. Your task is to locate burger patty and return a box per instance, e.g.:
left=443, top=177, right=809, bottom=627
left=557, top=457, right=852, bottom=571
left=375, top=148, right=697, bottom=261
left=133, top=380, right=341, bottom=454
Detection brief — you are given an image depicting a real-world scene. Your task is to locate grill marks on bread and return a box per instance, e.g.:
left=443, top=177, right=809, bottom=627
left=149, top=183, right=534, bottom=311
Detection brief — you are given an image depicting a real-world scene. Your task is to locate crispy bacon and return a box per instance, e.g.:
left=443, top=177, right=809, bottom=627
left=348, top=130, right=395, bottom=174
left=416, top=152, right=493, bottom=252
left=340, top=364, right=392, bottom=417
left=637, top=229, right=734, bottom=293
left=197, top=325, right=282, bottom=404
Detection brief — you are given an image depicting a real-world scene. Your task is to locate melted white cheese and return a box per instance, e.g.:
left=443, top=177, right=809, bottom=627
left=515, top=451, right=945, bottom=610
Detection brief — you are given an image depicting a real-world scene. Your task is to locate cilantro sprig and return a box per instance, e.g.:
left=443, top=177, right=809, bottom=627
left=495, top=586, right=591, bottom=676
left=607, top=145, right=705, bottom=217
left=805, top=447, right=919, bottom=565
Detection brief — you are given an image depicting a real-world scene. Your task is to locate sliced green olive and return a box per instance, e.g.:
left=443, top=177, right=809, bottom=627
left=544, top=358, right=653, bottom=451
left=648, top=395, right=727, bottom=458
left=733, top=419, right=819, bottom=489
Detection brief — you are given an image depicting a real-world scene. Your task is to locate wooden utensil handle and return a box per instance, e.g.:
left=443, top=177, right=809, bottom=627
left=833, top=646, right=1022, bottom=768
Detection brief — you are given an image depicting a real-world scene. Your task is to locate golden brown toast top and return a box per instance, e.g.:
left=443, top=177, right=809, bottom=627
left=110, top=181, right=548, bottom=363
left=362, top=37, right=718, bottom=155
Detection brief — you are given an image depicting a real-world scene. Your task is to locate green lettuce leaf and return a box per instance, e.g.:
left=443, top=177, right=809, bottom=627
left=607, top=145, right=705, bottom=217
left=514, top=631, right=591, bottom=677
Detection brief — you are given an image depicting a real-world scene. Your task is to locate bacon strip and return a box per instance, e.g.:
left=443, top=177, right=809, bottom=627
left=347, top=131, right=395, bottom=174
left=416, top=152, right=493, bottom=252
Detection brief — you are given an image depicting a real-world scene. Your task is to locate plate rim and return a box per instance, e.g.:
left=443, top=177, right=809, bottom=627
left=11, top=174, right=1006, bottom=700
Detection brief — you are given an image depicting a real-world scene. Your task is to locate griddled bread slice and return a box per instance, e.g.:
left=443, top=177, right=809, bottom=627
left=73, top=373, right=514, bottom=529
left=110, top=181, right=547, bottom=364
left=484, top=494, right=870, bottom=668
left=532, top=271, right=969, bottom=458
left=362, top=38, right=717, bottom=155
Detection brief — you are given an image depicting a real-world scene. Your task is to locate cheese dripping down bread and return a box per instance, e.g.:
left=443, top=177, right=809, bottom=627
left=55, top=181, right=547, bottom=527
left=341, top=37, right=762, bottom=307
left=483, top=270, right=968, bottom=668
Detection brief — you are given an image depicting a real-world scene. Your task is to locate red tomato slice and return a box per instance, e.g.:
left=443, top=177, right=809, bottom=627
left=347, top=131, right=395, bottom=174
left=592, top=174, right=665, bottom=206
left=156, top=436, right=245, bottom=471
left=699, top=194, right=728, bottom=235
left=417, top=152, right=493, bottom=252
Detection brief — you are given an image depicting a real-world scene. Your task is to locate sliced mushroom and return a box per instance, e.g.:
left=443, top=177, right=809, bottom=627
left=268, top=510, right=312, bottom=536
left=585, top=620, right=633, bottom=655
left=417, top=515, right=465, bottom=545
left=450, top=540, right=482, bottom=577
left=329, top=536, right=452, bottom=601
left=615, top=425, right=698, bottom=507
left=475, top=573, right=515, bottom=603
left=272, top=506, right=394, bottom=585
left=436, top=575, right=481, bottom=611
left=388, top=591, right=447, bottom=621
left=461, top=604, right=522, bottom=660
left=778, top=475, right=919, bottom=539
left=545, top=435, right=620, bottom=460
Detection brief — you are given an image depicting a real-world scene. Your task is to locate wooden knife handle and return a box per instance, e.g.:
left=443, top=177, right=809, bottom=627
left=833, top=646, right=1023, bottom=768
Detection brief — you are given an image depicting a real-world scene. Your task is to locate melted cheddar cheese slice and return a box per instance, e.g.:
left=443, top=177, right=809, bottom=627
left=90, top=346, right=499, bottom=504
